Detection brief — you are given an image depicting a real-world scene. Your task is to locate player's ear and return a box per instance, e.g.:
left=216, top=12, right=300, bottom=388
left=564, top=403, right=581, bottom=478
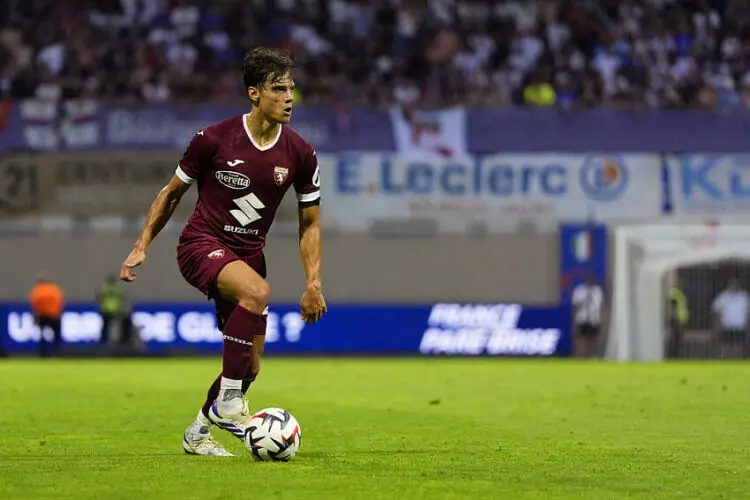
left=247, top=86, right=260, bottom=107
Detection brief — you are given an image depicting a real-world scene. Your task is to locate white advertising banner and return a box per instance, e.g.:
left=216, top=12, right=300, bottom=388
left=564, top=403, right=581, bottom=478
left=318, top=153, right=663, bottom=232
left=665, top=154, right=750, bottom=217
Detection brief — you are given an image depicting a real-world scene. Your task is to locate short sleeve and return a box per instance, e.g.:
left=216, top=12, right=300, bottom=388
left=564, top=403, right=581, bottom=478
left=294, top=143, right=321, bottom=205
left=176, top=130, right=216, bottom=184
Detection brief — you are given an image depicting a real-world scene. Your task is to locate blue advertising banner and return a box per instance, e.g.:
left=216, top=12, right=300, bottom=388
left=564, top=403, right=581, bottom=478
left=0, top=101, right=395, bottom=152
left=0, top=302, right=571, bottom=357
left=559, top=223, right=608, bottom=304
left=3, top=100, right=750, bottom=153
left=466, top=108, right=750, bottom=153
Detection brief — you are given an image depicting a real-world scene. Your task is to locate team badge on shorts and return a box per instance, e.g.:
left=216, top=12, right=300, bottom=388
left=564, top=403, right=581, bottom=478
left=207, top=249, right=225, bottom=260
left=273, top=166, right=289, bottom=186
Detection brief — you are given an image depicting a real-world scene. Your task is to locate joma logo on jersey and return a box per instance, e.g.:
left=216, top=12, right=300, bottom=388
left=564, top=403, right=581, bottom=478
left=273, top=166, right=289, bottom=186
left=215, top=171, right=250, bottom=190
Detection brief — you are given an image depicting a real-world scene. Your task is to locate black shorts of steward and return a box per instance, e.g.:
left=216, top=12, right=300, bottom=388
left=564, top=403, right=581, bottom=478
left=577, top=322, right=600, bottom=339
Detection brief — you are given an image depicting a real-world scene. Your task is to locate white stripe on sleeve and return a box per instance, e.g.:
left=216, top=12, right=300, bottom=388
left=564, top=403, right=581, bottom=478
left=175, top=165, right=196, bottom=184
left=296, top=190, right=321, bottom=203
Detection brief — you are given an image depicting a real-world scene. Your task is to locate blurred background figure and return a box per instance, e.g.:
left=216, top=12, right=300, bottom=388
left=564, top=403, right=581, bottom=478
left=96, top=274, right=131, bottom=347
left=28, top=273, right=65, bottom=357
left=712, top=279, right=749, bottom=359
left=571, top=275, right=605, bottom=358
left=523, top=68, right=556, bottom=108
left=666, top=277, right=690, bottom=358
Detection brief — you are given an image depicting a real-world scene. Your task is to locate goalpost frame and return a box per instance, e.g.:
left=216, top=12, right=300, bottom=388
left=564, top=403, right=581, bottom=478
left=606, top=223, right=750, bottom=362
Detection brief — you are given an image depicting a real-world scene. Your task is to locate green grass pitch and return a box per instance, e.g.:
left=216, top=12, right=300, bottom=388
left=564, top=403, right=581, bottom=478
left=0, top=358, right=748, bottom=499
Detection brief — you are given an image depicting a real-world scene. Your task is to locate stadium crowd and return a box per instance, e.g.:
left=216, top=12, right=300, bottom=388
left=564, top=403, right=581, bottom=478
left=0, top=0, right=749, bottom=110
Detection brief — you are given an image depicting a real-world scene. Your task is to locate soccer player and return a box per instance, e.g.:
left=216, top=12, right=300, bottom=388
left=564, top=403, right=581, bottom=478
left=118, top=47, right=326, bottom=456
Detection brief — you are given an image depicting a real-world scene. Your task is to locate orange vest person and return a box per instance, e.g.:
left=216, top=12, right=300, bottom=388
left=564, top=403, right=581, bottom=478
left=29, top=275, right=65, bottom=357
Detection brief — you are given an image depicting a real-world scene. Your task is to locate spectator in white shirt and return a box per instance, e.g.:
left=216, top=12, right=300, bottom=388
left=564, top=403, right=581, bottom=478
left=712, top=279, right=749, bottom=359
left=571, top=276, right=605, bottom=358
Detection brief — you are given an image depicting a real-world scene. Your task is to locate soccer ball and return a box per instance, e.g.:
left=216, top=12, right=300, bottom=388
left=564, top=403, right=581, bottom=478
left=244, top=407, right=302, bottom=462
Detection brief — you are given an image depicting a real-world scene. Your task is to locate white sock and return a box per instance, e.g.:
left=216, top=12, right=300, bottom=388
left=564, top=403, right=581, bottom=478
left=217, top=377, right=244, bottom=414
left=189, top=410, right=212, bottom=436
left=195, top=410, right=211, bottom=426
left=220, top=377, right=242, bottom=391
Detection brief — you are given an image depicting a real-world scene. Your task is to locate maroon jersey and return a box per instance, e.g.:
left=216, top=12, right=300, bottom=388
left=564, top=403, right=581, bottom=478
left=175, top=114, right=320, bottom=255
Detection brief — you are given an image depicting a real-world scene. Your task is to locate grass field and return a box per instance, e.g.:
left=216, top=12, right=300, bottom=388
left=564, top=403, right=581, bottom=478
left=0, top=358, right=749, bottom=499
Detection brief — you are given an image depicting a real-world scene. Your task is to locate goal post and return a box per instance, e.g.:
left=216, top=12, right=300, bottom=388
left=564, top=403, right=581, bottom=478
left=606, top=223, right=750, bottom=361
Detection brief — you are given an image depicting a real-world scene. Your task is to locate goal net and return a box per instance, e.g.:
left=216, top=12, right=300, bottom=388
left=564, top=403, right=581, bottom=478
left=606, top=222, right=750, bottom=361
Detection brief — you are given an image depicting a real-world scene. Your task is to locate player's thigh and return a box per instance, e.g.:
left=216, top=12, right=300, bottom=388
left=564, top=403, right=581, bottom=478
left=177, top=239, right=241, bottom=298
left=216, top=260, right=270, bottom=312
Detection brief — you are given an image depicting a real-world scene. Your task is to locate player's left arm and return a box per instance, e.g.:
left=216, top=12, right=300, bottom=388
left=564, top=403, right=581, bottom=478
left=299, top=204, right=322, bottom=289
left=296, top=144, right=326, bottom=324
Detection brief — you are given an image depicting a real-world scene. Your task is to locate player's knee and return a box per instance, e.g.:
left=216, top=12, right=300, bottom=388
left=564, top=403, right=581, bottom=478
left=251, top=279, right=271, bottom=306
left=237, top=279, right=271, bottom=313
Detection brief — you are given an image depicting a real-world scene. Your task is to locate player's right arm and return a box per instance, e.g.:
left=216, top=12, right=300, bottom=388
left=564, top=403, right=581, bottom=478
left=120, top=129, right=214, bottom=282
left=119, top=175, right=191, bottom=282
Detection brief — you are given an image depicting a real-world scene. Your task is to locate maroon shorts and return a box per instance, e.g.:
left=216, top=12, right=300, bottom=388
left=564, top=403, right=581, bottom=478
left=176, top=232, right=266, bottom=329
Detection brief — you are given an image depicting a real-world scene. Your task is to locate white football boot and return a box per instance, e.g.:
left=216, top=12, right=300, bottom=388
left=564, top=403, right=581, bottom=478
left=208, top=390, right=253, bottom=440
left=182, top=418, right=234, bottom=456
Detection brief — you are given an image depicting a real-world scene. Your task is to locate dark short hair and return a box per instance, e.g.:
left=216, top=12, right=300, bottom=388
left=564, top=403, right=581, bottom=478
left=242, top=47, right=295, bottom=89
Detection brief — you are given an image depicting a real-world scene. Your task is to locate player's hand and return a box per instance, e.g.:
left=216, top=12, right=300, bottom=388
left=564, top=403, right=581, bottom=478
left=120, top=247, right=146, bottom=282
left=300, top=283, right=327, bottom=324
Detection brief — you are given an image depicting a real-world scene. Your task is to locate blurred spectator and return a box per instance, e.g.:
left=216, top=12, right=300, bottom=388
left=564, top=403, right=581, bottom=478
left=1, top=0, right=750, bottom=110
left=571, top=275, right=605, bottom=358
left=29, top=272, right=65, bottom=358
left=523, top=68, right=556, bottom=107
left=666, top=278, right=689, bottom=358
left=97, top=274, right=129, bottom=346
left=712, top=279, right=749, bottom=358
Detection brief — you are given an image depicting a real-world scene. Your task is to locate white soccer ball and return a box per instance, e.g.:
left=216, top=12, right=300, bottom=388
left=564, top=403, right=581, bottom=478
left=244, top=407, right=302, bottom=462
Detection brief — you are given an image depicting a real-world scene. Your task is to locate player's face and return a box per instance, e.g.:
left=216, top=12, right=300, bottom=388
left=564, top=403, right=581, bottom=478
left=251, top=73, right=295, bottom=124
